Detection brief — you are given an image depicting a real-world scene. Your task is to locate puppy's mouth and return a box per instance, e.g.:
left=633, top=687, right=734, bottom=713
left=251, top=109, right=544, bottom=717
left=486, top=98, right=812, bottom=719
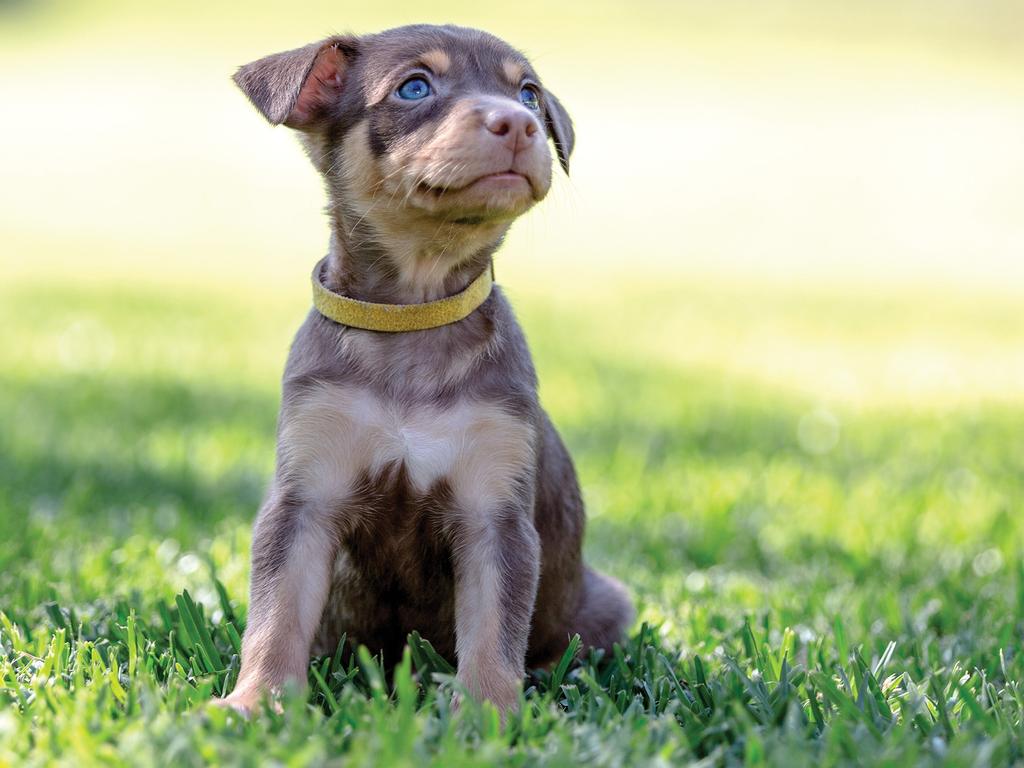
left=416, top=170, right=534, bottom=198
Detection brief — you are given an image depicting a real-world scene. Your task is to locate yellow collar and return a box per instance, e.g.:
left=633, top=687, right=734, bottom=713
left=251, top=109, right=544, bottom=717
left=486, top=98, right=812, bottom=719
left=311, top=258, right=494, bottom=332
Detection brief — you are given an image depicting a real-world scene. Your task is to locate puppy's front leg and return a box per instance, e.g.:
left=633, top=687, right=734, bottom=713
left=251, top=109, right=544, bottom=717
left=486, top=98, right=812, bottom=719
left=452, top=505, right=540, bottom=714
left=215, top=489, right=335, bottom=713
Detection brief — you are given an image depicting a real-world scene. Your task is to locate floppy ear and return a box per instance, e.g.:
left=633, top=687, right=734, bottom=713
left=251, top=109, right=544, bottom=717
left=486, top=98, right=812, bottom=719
left=233, top=37, right=358, bottom=129
left=543, top=90, right=575, bottom=174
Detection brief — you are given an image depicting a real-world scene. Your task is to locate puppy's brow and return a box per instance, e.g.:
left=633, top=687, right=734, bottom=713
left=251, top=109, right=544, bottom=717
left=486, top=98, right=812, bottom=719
left=419, top=48, right=452, bottom=75
left=502, top=59, right=525, bottom=86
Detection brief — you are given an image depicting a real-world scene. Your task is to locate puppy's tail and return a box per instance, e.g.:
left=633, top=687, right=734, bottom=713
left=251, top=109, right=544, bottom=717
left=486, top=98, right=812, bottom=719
left=575, top=566, right=635, bottom=654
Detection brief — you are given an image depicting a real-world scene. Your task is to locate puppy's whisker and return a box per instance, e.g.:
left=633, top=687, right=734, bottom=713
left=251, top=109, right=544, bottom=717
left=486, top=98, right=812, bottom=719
left=368, top=164, right=409, bottom=196
left=399, top=162, right=447, bottom=207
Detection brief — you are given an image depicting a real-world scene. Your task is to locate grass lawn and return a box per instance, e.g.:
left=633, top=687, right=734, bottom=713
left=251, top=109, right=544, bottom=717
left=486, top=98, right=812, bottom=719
left=2, top=272, right=1023, bottom=766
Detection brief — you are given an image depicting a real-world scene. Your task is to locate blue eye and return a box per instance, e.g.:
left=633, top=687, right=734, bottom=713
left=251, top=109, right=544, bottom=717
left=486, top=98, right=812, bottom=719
left=397, top=77, right=432, bottom=100
left=519, top=86, right=540, bottom=111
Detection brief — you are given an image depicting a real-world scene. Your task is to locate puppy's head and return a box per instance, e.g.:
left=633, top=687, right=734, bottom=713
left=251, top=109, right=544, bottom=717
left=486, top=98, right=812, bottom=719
left=235, top=25, right=573, bottom=238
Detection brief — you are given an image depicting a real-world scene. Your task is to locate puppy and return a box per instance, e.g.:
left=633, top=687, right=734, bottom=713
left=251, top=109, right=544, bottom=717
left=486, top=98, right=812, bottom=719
left=217, top=24, right=633, bottom=715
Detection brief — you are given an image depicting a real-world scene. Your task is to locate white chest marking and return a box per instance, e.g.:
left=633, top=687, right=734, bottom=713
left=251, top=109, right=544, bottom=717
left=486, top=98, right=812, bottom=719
left=279, top=382, right=534, bottom=514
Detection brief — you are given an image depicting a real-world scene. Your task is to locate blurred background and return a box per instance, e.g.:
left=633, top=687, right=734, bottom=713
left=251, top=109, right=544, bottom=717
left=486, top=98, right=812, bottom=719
left=3, top=1, right=1024, bottom=403
left=1, top=1, right=1023, bottom=642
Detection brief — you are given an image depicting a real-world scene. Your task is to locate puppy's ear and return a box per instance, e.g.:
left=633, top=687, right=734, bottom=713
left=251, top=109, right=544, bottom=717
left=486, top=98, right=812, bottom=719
left=543, top=90, right=575, bottom=174
left=233, top=37, right=358, bottom=129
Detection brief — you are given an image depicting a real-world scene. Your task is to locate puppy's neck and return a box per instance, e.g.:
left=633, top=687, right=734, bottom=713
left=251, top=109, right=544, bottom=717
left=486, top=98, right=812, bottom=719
left=324, top=210, right=507, bottom=305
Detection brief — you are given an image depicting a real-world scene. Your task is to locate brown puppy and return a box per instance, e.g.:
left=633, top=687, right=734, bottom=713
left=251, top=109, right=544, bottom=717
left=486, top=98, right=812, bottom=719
left=216, top=24, right=633, bottom=715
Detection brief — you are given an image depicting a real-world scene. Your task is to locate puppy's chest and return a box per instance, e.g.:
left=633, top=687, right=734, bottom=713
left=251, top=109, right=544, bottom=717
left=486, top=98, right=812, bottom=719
left=280, top=382, right=534, bottom=511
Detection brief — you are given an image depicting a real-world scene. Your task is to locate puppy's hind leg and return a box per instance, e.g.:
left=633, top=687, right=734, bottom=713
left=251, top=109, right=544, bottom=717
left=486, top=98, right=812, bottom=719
left=574, top=566, right=634, bottom=656
left=214, top=488, right=336, bottom=713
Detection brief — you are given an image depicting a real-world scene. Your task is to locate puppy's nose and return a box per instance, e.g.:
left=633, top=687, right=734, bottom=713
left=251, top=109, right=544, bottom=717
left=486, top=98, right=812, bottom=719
left=484, top=107, right=539, bottom=150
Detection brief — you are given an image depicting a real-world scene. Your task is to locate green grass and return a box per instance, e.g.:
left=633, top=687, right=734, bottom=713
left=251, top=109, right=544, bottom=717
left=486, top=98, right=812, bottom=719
left=2, top=276, right=1024, bottom=766
left=4, top=0, right=1024, bottom=763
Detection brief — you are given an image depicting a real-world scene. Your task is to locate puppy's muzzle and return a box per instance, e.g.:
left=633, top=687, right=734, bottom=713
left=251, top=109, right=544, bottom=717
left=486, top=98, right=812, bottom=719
left=411, top=96, right=553, bottom=204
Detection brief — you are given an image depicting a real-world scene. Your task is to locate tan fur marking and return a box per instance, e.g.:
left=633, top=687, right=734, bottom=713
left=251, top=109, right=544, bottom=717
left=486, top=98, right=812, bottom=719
left=420, top=48, right=452, bottom=75
left=279, top=386, right=401, bottom=505
left=449, top=409, right=534, bottom=513
left=339, top=120, right=511, bottom=301
left=337, top=119, right=382, bottom=208
left=502, top=59, right=525, bottom=86
left=279, top=382, right=534, bottom=507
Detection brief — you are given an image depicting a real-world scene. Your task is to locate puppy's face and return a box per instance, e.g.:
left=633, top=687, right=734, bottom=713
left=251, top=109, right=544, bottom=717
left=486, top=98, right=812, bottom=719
left=236, top=26, right=574, bottom=234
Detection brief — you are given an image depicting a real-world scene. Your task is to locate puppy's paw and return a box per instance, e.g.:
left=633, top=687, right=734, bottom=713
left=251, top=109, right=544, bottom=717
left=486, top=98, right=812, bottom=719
left=210, top=693, right=256, bottom=717
left=210, top=687, right=281, bottom=717
left=455, top=667, right=521, bottom=719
